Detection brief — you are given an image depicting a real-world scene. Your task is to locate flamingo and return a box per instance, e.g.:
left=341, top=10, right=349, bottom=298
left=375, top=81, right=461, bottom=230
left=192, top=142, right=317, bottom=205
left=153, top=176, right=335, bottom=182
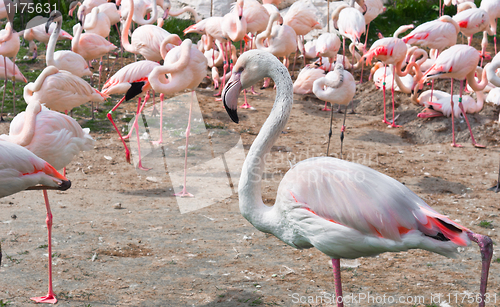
left=121, top=0, right=182, bottom=62
left=452, top=2, right=491, bottom=51
left=293, top=65, right=325, bottom=95
left=284, top=0, right=322, bottom=68
left=24, top=66, right=107, bottom=115
left=0, top=94, right=93, bottom=304
left=162, top=0, right=201, bottom=23
left=331, top=3, right=365, bottom=70
left=0, top=6, right=21, bottom=121
left=256, top=12, right=297, bottom=68
left=68, top=0, right=107, bottom=19
left=419, top=44, right=489, bottom=148
left=241, top=0, right=269, bottom=46
left=0, top=55, right=26, bottom=84
left=315, top=32, right=341, bottom=74
left=119, top=0, right=161, bottom=25
left=148, top=39, right=207, bottom=197
left=70, top=1, right=120, bottom=25
left=416, top=89, right=485, bottom=118
left=82, top=6, right=111, bottom=38
left=403, top=15, right=459, bottom=52
left=221, top=49, right=493, bottom=307
left=0, top=141, right=71, bottom=198
left=23, top=15, right=73, bottom=59
left=313, top=62, right=356, bottom=156
left=357, top=0, right=385, bottom=49
left=71, top=21, right=116, bottom=92
left=479, top=0, right=500, bottom=54
left=45, top=10, right=92, bottom=78
left=102, top=57, right=171, bottom=170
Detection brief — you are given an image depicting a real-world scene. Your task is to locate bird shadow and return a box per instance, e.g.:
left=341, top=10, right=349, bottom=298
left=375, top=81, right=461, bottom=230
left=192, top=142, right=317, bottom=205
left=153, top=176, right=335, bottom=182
left=416, top=176, right=468, bottom=195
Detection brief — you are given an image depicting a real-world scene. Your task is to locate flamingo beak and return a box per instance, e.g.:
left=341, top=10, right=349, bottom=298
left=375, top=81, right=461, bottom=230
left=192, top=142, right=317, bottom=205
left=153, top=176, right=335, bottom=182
left=222, top=71, right=242, bottom=123
left=163, top=8, right=169, bottom=20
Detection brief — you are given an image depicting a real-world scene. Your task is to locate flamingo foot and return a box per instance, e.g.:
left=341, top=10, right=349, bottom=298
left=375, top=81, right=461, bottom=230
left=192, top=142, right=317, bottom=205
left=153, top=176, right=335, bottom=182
left=125, top=152, right=131, bottom=164
left=151, top=140, right=163, bottom=146
left=151, top=105, right=160, bottom=117
left=389, top=123, right=402, bottom=128
left=451, top=143, right=463, bottom=148
left=473, top=143, right=486, bottom=149
left=249, top=87, right=260, bottom=95
left=382, top=119, right=391, bottom=125
left=348, top=109, right=357, bottom=114
left=239, top=102, right=254, bottom=109
left=174, top=188, right=194, bottom=198
left=322, top=106, right=331, bottom=111
left=137, top=160, right=151, bottom=171
left=488, top=182, right=500, bottom=192
left=30, top=293, right=57, bottom=304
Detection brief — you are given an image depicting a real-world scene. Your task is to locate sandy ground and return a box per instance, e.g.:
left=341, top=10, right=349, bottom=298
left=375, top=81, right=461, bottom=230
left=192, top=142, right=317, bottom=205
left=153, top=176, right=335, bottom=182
left=1, top=55, right=500, bottom=307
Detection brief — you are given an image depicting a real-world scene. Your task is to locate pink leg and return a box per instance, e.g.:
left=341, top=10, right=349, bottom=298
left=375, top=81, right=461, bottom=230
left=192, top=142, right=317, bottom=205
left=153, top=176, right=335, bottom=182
left=291, top=44, right=299, bottom=78
left=467, top=232, right=493, bottom=307
left=12, top=58, right=16, bottom=115
left=239, top=89, right=254, bottom=109
left=449, top=79, right=462, bottom=148
left=0, top=56, right=7, bottom=121
left=124, top=92, right=150, bottom=140
left=152, top=93, right=165, bottom=145
left=495, top=30, right=498, bottom=55
left=107, top=96, right=132, bottom=163
left=382, top=65, right=390, bottom=125
left=390, top=65, right=401, bottom=128
left=174, top=92, right=195, bottom=197
left=133, top=97, right=151, bottom=171
left=30, top=190, right=57, bottom=304
left=215, top=42, right=228, bottom=97
left=458, top=80, right=485, bottom=148
left=249, top=86, right=260, bottom=95
left=322, top=101, right=331, bottom=111
left=331, top=259, right=344, bottom=307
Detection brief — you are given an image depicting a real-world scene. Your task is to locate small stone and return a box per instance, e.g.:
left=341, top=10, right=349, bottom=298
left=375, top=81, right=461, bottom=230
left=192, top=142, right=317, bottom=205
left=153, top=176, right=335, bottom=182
left=113, top=203, right=122, bottom=209
left=11, top=214, right=16, bottom=220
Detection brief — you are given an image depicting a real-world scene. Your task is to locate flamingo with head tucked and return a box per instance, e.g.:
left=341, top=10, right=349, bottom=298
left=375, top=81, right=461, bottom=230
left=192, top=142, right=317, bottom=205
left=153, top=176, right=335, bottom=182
left=221, top=50, right=493, bottom=307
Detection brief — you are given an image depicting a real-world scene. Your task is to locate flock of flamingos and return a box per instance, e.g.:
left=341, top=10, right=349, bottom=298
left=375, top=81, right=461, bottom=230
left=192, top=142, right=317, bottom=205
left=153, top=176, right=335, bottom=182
left=0, top=0, right=499, bottom=304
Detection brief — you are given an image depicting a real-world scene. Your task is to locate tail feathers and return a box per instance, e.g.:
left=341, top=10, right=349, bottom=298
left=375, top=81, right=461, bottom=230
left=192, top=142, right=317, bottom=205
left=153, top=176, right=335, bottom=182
left=418, top=207, right=469, bottom=246
left=184, top=24, right=199, bottom=34
left=61, top=30, right=73, bottom=40
left=41, top=161, right=67, bottom=181
left=95, top=88, right=110, bottom=100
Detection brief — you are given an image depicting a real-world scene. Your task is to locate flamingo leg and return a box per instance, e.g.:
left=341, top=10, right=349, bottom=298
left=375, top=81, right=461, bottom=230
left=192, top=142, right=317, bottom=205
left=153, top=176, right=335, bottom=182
left=30, top=190, right=57, bottom=304
left=449, top=79, right=462, bottom=147
left=152, top=93, right=165, bottom=145
left=0, top=56, right=6, bottom=121
left=150, top=90, right=159, bottom=117
left=331, top=259, right=344, bottom=307
left=340, top=104, right=348, bottom=159
left=322, top=101, right=331, bottom=112
left=133, top=97, right=151, bottom=171
left=457, top=80, right=485, bottom=148
left=390, top=65, right=401, bottom=128
left=466, top=232, right=493, bottom=307
left=124, top=92, right=150, bottom=140
left=291, top=44, right=299, bottom=78
left=12, top=58, right=16, bottom=115
left=239, top=89, right=253, bottom=109
left=107, top=96, right=132, bottom=163
left=215, top=41, right=228, bottom=97
left=488, top=156, right=500, bottom=192
left=174, top=91, right=195, bottom=197
left=382, top=64, right=390, bottom=125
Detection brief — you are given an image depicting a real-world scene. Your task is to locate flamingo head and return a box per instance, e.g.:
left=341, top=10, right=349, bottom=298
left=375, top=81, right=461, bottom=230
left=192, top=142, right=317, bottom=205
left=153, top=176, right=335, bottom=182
left=46, top=10, right=62, bottom=34
left=223, top=50, right=282, bottom=123
left=68, top=1, right=79, bottom=17
left=236, top=0, right=244, bottom=20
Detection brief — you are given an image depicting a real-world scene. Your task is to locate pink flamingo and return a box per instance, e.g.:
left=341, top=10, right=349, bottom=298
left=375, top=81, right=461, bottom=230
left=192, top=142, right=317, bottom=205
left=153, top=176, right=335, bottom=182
left=222, top=50, right=493, bottom=307
left=0, top=55, right=26, bottom=83
left=119, top=0, right=161, bottom=25
left=82, top=6, right=111, bottom=38
left=362, top=34, right=414, bottom=127
left=0, top=95, right=93, bottom=304
left=161, top=0, right=201, bottom=22
left=453, top=3, right=491, bottom=51
left=480, top=0, right=500, bottom=54
left=0, top=9, right=22, bottom=121
left=241, top=0, right=270, bottom=48
left=403, top=15, right=459, bottom=52
left=418, top=44, right=489, bottom=148
left=68, top=0, right=107, bottom=19
left=45, top=11, right=92, bottom=78
left=23, top=15, right=73, bottom=59
left=121, top=0, right=182, bottom=62
left=71, top=21, right=116, bottom=91
left=357, top=0, right=385, bottom=46
left=102, top=57, right=171, bottom=170
left=148, top=39, right=207, bottom=197
left=0, top=141, right=71, bottom=198
left=24, top=66, right=107, bottom=114
left=332, top=3, right=365, bottom=69
left=315, top=33, right=341, bottom=73
left=284, top=0, right=322, bottom=68
left=70, top=1, right=120, bottom=25
left=416, top=88, right=485, bottom=118
left=293, top=65, right=325, bottom=95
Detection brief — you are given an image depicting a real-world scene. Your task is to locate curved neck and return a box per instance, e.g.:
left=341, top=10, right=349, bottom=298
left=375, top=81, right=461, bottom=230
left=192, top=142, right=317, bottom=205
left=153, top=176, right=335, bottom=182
left=239, top=58, right=293, bottom=233
left=86, top=7, right=99, bottom=29
left=485, top=61, right=500, bottom=87
left=72, top=23, right=83, bottom=52
left=11, top=100, right=42, bottom=147
left=46, top=20, right=60, bottom=66
left=150, top=39, right=192, bottom=93
left=121, top=0, right=136, bottom=53
left=393, top=24, right=413, bottom=38
left=440, top=15, right=460, bottom=34
left=466, top=68, right=488, bottom=92
left=159, top=34, right=181, bottom=59
left=169, top=7, right=201, bottom=23
left=256, top=13, right=278, bottom=49
left=135, top=0, right=157, bottom=25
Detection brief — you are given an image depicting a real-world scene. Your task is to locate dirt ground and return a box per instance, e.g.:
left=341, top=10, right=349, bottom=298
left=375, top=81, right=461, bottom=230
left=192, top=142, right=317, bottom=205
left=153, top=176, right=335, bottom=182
left=1, top=50, right=500, bottom=307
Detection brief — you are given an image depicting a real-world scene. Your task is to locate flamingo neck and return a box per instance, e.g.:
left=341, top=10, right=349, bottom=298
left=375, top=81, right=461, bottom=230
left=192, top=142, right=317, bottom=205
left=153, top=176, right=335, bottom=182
left=466, top=68, right=488, bottom=92
left=46, top=20, right=60, bottom=67
left=136, top=0, right=157, bottom=25
left=239, top=56, right=293, bottom=234
left=121, top=0, right=136, bottom=53
left=11, top=100, right=42, bottom=147
left=473, top=90, right=485, bottom=113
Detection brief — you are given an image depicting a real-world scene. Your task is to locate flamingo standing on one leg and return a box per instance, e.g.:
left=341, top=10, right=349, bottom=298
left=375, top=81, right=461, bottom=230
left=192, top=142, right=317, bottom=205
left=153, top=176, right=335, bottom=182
left=221, top=50, right=493, bottom=307
left=480, top=0, right=500, bottom=55
left=148, top=39, right=208, bottom=197
left=312, top=62, right=356, bottom=156
left=418, top=44, right=489, bottom=148
left=0, top=95, right=93, bottom=304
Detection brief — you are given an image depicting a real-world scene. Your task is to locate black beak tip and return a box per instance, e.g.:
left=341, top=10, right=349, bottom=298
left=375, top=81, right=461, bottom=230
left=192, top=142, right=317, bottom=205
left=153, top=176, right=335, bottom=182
left=224, top=103, right=239, bottom=124
left=45, top=24, right=50, bottom=34
left=59, top=180, right=72, bottom=191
